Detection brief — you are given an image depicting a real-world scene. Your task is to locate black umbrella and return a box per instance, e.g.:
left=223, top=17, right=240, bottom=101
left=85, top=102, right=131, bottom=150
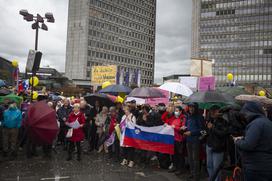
left=128, top=87, right=165, bottom=98
left=184, top=91, right=235, bottom=109
left=0, top=88, right=11, bottom=96
left=216, top=86, right=249, bottom=97
left=98, top=84, right=132, bottom=95
left=185, top=91, right=234, bottom=103
left=84, top=94, right=115, bottom=107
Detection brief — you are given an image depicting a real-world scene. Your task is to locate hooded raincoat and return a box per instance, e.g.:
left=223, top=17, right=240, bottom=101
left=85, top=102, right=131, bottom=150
left=236, top=101, right=272, bottom=171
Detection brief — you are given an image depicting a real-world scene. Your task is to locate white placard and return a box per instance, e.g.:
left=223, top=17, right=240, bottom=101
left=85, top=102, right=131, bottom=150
left=179, top=76, right=198, bottom=91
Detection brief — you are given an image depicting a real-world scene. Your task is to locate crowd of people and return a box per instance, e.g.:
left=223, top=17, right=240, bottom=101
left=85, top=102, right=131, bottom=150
left=0, top=94, right=272, bottom=181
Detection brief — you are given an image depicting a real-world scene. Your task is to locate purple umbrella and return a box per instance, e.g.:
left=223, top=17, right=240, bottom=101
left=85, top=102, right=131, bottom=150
left=128, top=87, right=165, bottom=98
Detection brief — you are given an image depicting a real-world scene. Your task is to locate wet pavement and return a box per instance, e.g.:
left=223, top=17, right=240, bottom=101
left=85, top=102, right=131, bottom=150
left=0, top=145, right=206, bottom=181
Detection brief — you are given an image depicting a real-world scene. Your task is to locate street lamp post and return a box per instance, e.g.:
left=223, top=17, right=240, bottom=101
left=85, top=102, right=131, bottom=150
left=19, top=10, right=54, bottom=101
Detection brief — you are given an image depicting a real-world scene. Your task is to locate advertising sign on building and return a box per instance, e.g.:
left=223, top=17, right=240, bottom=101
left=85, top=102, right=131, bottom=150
left=198, top=76, right=216, bottom=92
left=91, top=65, right=117, bottom=85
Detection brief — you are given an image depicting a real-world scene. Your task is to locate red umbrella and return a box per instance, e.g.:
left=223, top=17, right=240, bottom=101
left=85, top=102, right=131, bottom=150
left=26, top=101, right=59, bottom=145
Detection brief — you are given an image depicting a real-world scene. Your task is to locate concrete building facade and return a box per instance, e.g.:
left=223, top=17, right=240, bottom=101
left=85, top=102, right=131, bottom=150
left=66, top=0, right=156, bottom=87
left=192, top=0, right=272, bottom=86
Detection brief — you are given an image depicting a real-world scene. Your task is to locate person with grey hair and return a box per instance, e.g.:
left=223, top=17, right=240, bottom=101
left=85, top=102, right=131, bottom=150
left=57, top=98, right=72, bottom=148
left=95, top=106, right=110, bottom=153
left=66, top=103, right=85, bottom=161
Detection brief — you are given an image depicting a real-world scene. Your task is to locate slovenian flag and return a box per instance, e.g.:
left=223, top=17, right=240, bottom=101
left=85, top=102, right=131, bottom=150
left=123, top=121, right=174, bottom=155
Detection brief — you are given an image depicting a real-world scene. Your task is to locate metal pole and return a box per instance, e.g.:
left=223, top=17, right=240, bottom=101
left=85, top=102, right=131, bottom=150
left=31, top=22, right=39, bottom=102
left=35, top=22, right=39, bottom=51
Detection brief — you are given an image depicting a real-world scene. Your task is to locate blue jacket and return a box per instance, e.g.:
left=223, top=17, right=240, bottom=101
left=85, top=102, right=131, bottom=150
left=3, top=107, right=22, bottom=128
left=185, top=114, right=203, bottom=143
left=236, top=101, right=272, bottom=171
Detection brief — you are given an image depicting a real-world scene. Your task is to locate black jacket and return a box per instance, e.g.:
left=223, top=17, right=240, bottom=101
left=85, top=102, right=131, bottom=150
left=80, top=104, right=92, bottom=122
left=137, top=111, right=164, bottom=127
left=236, top=101, right=272, bottom=171
left=207, top=117, right=228, bottom=152
left=56, top=105, right=73, bottom=127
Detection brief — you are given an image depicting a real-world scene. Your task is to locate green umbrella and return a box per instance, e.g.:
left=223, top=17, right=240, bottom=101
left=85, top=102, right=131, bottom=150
left=0, top=94, right=23, bottom=105
left=197, top=102, right=227, bottom=110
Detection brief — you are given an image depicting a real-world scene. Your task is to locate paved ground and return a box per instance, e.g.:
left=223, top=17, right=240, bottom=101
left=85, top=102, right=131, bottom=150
left=0, top=145, right=207, bottom=181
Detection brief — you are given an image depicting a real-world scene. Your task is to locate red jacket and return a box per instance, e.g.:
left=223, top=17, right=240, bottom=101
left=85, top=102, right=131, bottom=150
left=162, top=112, right=185, bottom=142
left=108, top=116, right=117, bottom=135
left=161, top=111, right=175, bottom=124
left=66, top=111, right=85, bottom=142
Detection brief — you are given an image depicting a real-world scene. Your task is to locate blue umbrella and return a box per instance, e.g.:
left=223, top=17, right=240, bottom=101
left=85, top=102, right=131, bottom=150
left=98, top=84, right=132, bottom=95
left=0, top=80, right=6, bottom=87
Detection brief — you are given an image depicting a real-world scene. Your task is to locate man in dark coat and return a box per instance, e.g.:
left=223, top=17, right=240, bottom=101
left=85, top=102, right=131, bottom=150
left=80, top=100, right=92, bottom=139
left=89, top=100, right=101, bottom=151
left=184, top=102, right=203, bottom=181
left=56, top=99, right=72, bottom=147
left=206, top=105, right=228, bottom=181
left=234, top=101, right=272, bottom=181
left=129, top=100, right=139, bottom=119
left=116, top=102, right=124, bottom=123
left=137, top=105, right=163, bottom=127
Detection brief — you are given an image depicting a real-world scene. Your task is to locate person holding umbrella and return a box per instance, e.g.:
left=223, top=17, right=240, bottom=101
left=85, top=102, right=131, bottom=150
left=66, top=103, right=85, bottom=161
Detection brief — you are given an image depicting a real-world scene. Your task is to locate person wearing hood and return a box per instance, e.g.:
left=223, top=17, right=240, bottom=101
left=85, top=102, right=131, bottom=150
left=206, top=105, right=228, bottom=181
left=234, top=101, right=272, bottom=181
left=2, top=101, right=22, bottom=158
left=184, top=102, right=204, bottom=181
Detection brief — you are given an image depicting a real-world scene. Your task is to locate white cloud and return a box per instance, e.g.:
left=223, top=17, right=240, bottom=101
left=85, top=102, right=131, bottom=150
left=0, top=0, right=68, bottom=72
left=0, top=0, right=192, bottom=83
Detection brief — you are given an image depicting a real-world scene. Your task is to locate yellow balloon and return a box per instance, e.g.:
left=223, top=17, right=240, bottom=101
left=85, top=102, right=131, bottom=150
left=115, top=96, right=124, bottom=103
left=32, top=91, right=38, bottom=100
left=259, top=90, right=266, bottom=97
left=12, top=60, right=18, bottom=68
left=227, top=73, right=233, bottom=81
left=29, top=76, right=39, bottom=87
left=102, top=81, right=112, bottom=89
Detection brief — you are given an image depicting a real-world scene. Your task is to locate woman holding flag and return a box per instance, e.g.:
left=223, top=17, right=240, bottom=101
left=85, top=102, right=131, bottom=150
left=120, top=106, right=136, bottom=168
left=165, top=106, right=186, bottom=175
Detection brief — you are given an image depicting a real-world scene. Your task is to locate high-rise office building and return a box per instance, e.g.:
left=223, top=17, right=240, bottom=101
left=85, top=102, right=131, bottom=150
left=65, top=0, right=156, bottom=87
left=192, top=0, right=272, bottom=86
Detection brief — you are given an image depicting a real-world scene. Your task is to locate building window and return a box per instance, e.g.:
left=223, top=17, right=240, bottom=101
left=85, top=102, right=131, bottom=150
left=86, top=70, right=90, bottom=78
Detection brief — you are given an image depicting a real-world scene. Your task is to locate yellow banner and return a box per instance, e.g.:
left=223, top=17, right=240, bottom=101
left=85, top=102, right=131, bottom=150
left=91, top=65, right=117, bottom=84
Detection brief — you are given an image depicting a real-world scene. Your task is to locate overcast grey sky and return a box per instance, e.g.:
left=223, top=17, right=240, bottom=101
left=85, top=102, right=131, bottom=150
left=0, top=0, right=192, bottom=83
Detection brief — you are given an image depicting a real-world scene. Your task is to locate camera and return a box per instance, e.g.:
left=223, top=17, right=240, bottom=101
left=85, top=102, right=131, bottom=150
left=199, top=130, right=208, bottom=141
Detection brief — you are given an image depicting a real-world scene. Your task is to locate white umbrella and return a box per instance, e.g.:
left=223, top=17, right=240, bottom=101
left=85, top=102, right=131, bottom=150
left=159, top=82, right=193, bottom=97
